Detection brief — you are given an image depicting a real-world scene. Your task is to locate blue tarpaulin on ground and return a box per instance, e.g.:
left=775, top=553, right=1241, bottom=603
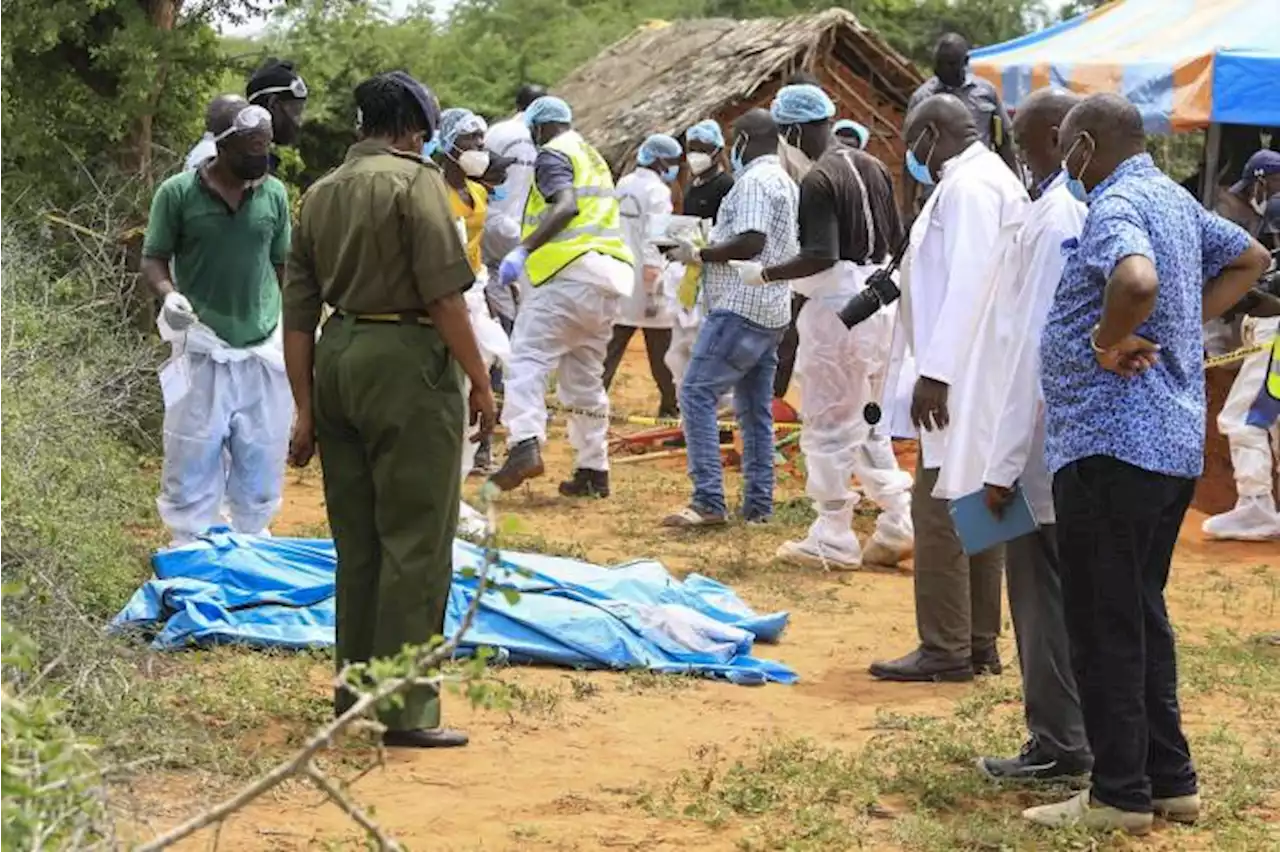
left=111, top=534, right=796, bottom=685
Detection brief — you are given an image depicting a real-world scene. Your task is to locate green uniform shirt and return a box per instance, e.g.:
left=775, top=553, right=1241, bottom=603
left=285, top=140, right=474, bottom=333
left=142, top=168, right=291, bottom=347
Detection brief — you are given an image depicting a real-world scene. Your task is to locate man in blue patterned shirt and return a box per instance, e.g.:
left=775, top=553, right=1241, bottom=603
left=1024, top=94, right=1269, bottom=835
left=664, top=108, right=799, bottom=527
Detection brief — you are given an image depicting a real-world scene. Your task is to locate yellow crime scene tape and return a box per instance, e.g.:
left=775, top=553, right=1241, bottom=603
left=518, top=342, right=1267, bottom=435
left=1205, top=342, right=1269, bottom=369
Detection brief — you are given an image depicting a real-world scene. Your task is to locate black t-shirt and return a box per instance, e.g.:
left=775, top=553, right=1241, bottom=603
left=798, top=147, right=903, bottom=264
left=683, top=170, right=734, bottom=222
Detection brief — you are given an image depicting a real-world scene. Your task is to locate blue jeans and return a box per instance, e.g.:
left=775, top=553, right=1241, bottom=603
left=680, top=310, right=784, bottom=519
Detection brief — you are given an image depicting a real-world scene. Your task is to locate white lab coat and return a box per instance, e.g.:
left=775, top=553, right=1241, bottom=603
left=933, top=177, right=1086, bottom=524
left=615, top=168, right=675, bottom=329
left=883, top=142, right=1029, bottom=469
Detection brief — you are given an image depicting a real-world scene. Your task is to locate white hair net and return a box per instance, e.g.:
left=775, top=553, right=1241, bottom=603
left=771, top=84, right=836, bottom=125
left=523, top=96, right=573, bottom=127
left=833, top=119, right=869, bottom=149
left=636, top=133, right=682, bottom=166
left=685, top=119, right=725, bottom=149
left=437, top=107, right=488, bottom=152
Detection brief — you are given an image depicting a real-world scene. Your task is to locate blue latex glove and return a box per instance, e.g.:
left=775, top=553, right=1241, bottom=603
left=499, top=246, right=529, bottom=287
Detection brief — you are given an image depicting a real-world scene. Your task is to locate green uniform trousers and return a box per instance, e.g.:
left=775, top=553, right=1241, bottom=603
left=314, top=315, right=463, bottom=731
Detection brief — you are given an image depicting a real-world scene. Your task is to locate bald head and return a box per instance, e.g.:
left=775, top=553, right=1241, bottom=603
left=1014, top=88, right=1081, bottom=187
left=1060, top=93, right=1146, bottom=193
left=733, top=107, right=779, bottom=165
left=206, top=94, right=248, bottom=135
left=934, top=33, right=970, bottom=87
left=904, top=94, right=978, bottom=182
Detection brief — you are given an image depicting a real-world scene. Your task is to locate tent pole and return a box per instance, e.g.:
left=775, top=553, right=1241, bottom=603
left=1201, top=122, right=1222, bottom=208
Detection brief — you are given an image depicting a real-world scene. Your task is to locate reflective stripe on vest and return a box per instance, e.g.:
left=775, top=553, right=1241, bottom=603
left=522, top=131, right=634, bottom=286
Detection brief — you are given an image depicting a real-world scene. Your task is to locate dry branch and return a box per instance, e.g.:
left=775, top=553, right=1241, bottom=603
left=136, top=502, right=502, bottom=851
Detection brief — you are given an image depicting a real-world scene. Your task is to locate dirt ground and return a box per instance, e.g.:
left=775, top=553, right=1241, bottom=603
left=135, top=339, right=1279, bottom=852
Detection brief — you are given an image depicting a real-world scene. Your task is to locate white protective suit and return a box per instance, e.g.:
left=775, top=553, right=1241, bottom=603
left=156, top=312, right=292, bottom=544
left=459, top=263, right=512, bottom=478
left=784, top=161, right=912, bottom=567
left=616, top=168, right=675, bottom=329
left=933, top=176, right=1086, bottom=523
left=1204, top=315, right=1280, bottom=540
left=482, top=113, right=537, bottom=320
left=502, top=252, right=630, bottom=471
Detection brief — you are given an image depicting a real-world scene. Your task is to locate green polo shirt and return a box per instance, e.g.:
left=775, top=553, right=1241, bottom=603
left=143, top=168, right=291, bottom=347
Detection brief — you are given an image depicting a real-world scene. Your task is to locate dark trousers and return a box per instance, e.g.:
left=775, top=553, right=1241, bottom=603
left=772, top=293, right=805, bottom=399
left=1054, top=455, right=1198, bottom=813
left=1007, top=527, right=1089, bottom=760
left=315, top=316, right=462, bottom=731
left=601, top=324, right=678, bottom=418
left=912, top=467, right=1004, bottom=662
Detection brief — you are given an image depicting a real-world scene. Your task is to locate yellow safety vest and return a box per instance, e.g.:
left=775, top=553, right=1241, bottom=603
left=522, top=130, right=634, bottom=286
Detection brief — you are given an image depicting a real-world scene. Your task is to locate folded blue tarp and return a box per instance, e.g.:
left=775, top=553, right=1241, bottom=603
left=111, top=534, right=796, bottom=685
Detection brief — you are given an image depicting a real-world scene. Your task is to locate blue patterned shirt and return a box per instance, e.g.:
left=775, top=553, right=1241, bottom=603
left=1041, top=154, right=1251, bottom=479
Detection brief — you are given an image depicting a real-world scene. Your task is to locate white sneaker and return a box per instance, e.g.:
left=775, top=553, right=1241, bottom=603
left=1021, top=790, right=1152, bottom=835
left=775, top=539, right=861, bottom=571
left=1202, top=496, right=1280, bottom=541
left=1153, top=793, right=1201, bottom=824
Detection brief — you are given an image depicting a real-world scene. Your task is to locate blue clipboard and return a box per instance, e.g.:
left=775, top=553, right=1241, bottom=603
left=948, top=483, right=1037, bottom=556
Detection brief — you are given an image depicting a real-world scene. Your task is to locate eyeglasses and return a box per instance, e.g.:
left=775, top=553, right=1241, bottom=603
left=212, top=105, right=273, bottom=142
left=250, top=77, right=308, bottom=102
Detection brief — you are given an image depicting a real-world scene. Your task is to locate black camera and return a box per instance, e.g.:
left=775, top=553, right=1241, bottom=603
left=837, top=267, right=901, bottom=329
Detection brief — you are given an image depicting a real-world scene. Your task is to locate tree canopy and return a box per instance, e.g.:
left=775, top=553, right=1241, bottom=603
left=1, top=0, right=1053, bottom=207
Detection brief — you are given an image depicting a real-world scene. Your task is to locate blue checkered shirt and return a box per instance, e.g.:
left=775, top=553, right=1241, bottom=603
left=703, top=155, right=799, bottom=329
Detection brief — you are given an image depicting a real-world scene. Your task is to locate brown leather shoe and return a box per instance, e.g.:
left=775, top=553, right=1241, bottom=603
left=382, top=728, right=469, bottom=748
left=869, top=648, right=973, bottom=682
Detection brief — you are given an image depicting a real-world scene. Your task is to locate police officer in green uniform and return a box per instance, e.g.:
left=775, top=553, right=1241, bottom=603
left=283, top=71, right=496, bottom=749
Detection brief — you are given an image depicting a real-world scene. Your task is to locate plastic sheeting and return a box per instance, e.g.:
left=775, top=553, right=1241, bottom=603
left=971, top=0, right=1280, bottom=132
left=111, top=534, right=796, bottom=685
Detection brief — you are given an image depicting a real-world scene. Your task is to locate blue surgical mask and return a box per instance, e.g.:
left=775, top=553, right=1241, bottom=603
left=730, top=133, right=749, bottom=176
left=421, top=138, right=439, bottom=159
left=490, top=185, right=508, bottom=202
left=907, top=150, right=934, bottom=186
left=905, top=125, right=936, bottom=186
left=661, top=164, right=679, bottom=184
left=1062, top=133, right=1093, bottom=204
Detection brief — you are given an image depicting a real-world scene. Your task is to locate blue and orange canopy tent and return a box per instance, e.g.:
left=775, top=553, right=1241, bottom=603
left=970, top=0, right=1280, bottom=134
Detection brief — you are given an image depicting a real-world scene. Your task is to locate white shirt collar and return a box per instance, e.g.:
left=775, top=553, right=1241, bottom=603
left=938, top=141, right=988, bottom=181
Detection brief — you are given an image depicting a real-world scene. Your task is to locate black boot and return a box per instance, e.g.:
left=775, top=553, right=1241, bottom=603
left=469, top=437, right=493, bottom=477
left=559, top=468, right=610, bottom=498
left=488, top=438, right=544, bottom=491
left=972, top=644, right=1004, bottom=676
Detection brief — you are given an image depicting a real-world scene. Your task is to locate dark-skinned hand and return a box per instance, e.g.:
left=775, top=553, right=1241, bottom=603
left=911, top=376, right=950, bottom=432
left=983, top=483, right=1015, bottom=519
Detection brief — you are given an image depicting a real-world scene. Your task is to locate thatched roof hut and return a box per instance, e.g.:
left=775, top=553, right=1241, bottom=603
left=554, top=9, right=923, bottom=177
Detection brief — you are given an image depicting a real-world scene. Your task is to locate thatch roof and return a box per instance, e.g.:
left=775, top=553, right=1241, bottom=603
left=555, top=9, right=924, bottom=171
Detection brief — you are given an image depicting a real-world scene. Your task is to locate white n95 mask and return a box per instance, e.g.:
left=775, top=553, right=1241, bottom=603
left=458, top=149, right=490, bottom=178
left=687, top=152, right=714, bottom=176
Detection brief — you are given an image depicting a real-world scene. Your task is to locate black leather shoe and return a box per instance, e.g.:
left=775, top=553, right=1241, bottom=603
left=559, top=468, right=609, bottom=498
left=978, top=739, right=1092, bottom=782
left=869, top=648, right=973, bottom=683
left=488, top=438, right=544, bottom=491
left=972, top=645, right=1004, bottom=676
left=382, top=728, right=469, bottom=749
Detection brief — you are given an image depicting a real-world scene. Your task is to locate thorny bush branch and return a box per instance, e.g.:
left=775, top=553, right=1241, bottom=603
left=134, top=500, right=504, bottom=851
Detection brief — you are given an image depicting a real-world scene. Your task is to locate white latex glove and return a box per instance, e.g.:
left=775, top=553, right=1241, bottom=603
left=667, top=238, right=700, bottom=266
left=162, top=291, right=197, bottom=330
left=729, top=260, right=766, bottom=286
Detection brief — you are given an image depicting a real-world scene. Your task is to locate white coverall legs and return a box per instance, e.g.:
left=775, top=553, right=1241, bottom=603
left=459, top=272, right=512, bottom=536
left=157, top=319, right=292, bottom=546
left=1203, top=316, right=1280, bottom=540
left=778, top=270, right=913, bottom=569
left=502, top=277, right=617, bottom=471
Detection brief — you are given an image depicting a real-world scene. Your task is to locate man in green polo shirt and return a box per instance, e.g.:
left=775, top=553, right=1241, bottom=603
left=141, top=99, right=293, bottom=546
